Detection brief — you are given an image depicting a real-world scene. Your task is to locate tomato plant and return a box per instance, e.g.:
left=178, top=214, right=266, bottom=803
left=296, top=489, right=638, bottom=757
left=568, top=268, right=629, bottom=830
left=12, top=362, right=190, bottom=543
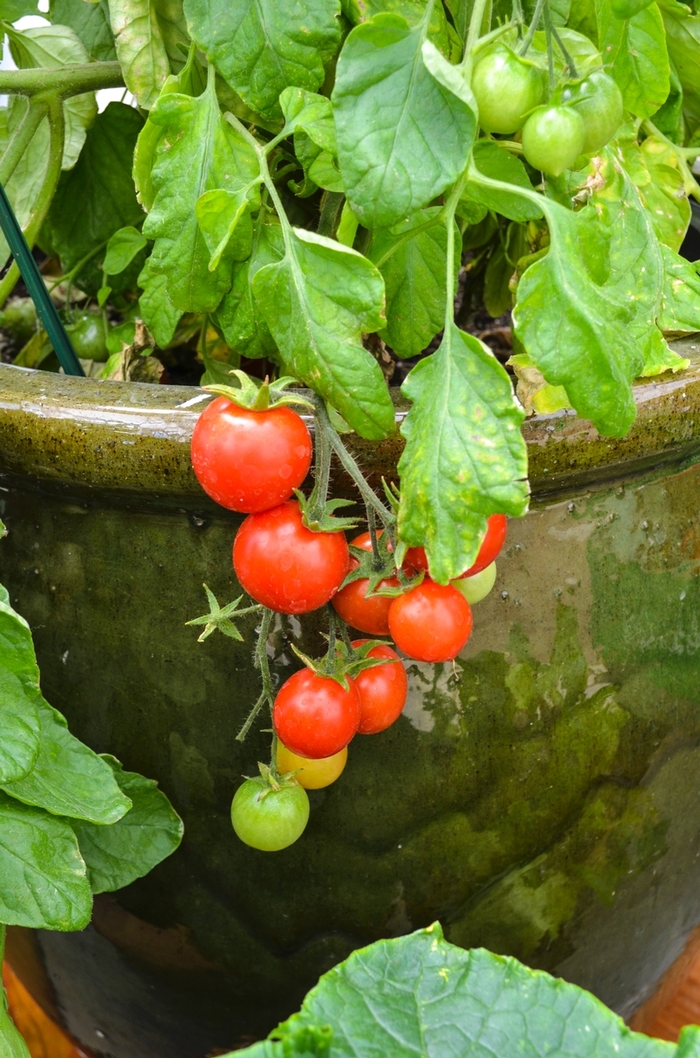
left=273, top=668, right=361, bottom=759
left=332, top=531, right=401, bottom=635
left=233, top=500, right=349, bottom=613
left=560, top=71, right=624, bottom=155
left=471, top=46, right=545, bottom=135
left=230, top=775, right=310, bottom=851
left=351, top=640, right=408, bottom=735
left=191, top=396, right=312, bottom=513
left=389, top=581, right=473, bottom=663
left=521, top=105, right=586, bottom=176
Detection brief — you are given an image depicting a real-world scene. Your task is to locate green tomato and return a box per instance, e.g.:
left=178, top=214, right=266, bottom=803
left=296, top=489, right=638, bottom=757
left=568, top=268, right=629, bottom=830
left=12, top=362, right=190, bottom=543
left=472, top=46, right=545, bottom=135
left=561, top=70, right=623, bottom=155
left=521, top=105, right=586, bottom=177
left=65, top=312, right=109, bottom=362
left=231, top=776, right=309, bottom=851
left=451, top=562, right=497, bottom=605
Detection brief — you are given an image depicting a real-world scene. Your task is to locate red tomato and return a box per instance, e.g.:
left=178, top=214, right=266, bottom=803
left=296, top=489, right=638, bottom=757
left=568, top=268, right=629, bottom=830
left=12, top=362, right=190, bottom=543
left=273, top=667, right=360, bottom=758
left=352, top=640, right=408, bottom=734
left=403, top=515, right=508, bottom=578
left=191, top=396, right=312, bottom=513
left=233, top=500, right=349, bottom=613
left=388, top=580, right=473, bottom=662
left=332, top=532, right=399, bottom=635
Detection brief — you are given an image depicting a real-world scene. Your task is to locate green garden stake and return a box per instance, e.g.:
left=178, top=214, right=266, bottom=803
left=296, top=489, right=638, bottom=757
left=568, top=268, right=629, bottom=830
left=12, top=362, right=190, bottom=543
left=0, top=182, right=85, bottom=377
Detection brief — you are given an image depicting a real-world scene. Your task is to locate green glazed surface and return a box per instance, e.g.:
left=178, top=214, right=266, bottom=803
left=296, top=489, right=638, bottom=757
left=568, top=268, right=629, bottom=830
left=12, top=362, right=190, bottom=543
left=1, top=345, right=700, bottom=1056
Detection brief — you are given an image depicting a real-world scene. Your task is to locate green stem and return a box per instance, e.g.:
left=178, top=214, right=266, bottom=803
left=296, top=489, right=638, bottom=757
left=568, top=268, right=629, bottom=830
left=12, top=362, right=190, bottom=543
left=442, top=172, right=469, bottom=330
left=0, top=94, right=65, bottom=309
left=550, top=19, right=578, bottom=78
left=0, top=61, right=123, bottom=98
left=314, top=397, right=396, bottom=531
left=48, top=241, right=107, bottom=292
left=307, top=396, right=333, bottom=517
left=236, top=608, right=274, bottom=742
left=0, top=99, right=46, bottom=185
left=317, top=191, right=344, bottom=238
left=543, top=2, right=555, bottom=94
left=466, top=0, right=491, bottom=57
left=519, top=0, right=546, bottom=55
left=326, top=605, right=337, bottom=664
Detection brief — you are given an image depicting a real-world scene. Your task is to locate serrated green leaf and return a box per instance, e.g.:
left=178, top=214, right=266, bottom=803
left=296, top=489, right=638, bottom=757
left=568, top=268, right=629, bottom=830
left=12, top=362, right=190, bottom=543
left=279, top=87, right=344, bottom=193
left=344, top=0, right=461, bottom=60
left=659, top=3, right=700, bottom=135
left=596, top=0, right=670, bottom=118
left=253, top=227, right=395, bottom=439
left=214, top=218, right=283, bottom=359
left=658, top=245, right=700, bottom=333
left=137, top=261, right=183, bottom=347
left=332, top=15, right=477, bottom=228
left=49, top=0, right=116, bottom=61
left=463, top=141, right=543, bottom=224
left=0, top=0, right=37, bottom=19
left=195, top=189, right=251, bottom=271
left=1, top=700, right=132, bottom=825
left=0, top=792, right=91, bottom=930
left=398, top=323, right=528, bottom=583
left=369, top=207, right=459, bottom=358
left=103, top=225, right=148, bottom=276
left=261, top=924, right=680, bottom=1058
left=624, top=135, right=691, bottom=253
left=513, top=146, right=667, bottom=437
left=142, top=72, right=260, bottom=313
left=0, top=598, right=41, bottom=784
left=183, top=0, right=342, bottom=120
left=43, top=102, right=145, bottom=295
left=72, top=755, right=183, bottom=894
left=650, top=57, right=684, bottom=142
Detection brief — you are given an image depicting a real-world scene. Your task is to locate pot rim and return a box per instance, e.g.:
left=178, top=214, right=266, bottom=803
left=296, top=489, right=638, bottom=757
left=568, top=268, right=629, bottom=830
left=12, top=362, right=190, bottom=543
left=0, top=338, right=699, bottom=505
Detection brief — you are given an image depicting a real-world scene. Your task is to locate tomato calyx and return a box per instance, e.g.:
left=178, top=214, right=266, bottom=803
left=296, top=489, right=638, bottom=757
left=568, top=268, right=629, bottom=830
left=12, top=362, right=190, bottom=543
left=342, top=530, right=422, bottom=598
left=295, top=490, right=359, bottom=534
left=204, top=370, right=314, bottom=413
left=245, top=761, right=302, bottom=798
left=186, top=583, right=262, bottom=642
left=290, top=636, right=392, bottom=691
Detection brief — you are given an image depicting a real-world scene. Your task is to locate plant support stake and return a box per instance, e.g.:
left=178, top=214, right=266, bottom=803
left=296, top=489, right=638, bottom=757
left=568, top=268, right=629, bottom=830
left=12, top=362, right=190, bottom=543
left=0, top=181, right=84, bottom=377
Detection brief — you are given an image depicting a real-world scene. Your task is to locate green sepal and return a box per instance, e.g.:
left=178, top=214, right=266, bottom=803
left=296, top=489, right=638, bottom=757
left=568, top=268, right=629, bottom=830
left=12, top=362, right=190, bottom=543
left=296, top=493, right=359, bottom=534
left=186, top=584, right=262, bottom=642
left=254, top=761, right=301, bottom=794
left=204, top=371, right=314, bottom=412
left=290, top=639, right=396, bottom=689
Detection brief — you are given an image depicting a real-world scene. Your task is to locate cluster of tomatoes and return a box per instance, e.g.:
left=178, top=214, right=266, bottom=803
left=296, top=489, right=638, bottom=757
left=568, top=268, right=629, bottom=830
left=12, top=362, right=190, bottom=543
left=190, top=391, right=506, bottom=852
left=472, top=43, right=623, bottom=176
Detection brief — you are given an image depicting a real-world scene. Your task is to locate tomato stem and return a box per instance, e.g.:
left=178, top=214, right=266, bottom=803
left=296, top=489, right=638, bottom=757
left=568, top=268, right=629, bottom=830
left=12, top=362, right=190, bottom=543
left=549, top=17, right=578, bottom=79
left=542, top=2, right=555, bottom=95
left=518, top=0, right=545, bottom=57
left=317, top=191, right=345, bottom=238
left=236, top=607, right=275, bottom=743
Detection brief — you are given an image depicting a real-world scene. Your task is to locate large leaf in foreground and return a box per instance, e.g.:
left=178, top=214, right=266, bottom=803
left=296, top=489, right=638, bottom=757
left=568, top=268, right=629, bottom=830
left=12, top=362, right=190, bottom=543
left=71, top=755, right=183, bottom=894
left=183, top=0, right=341, bottom=120
left=0, top=793, right=91, bottom=930
left=332, top=15, right=476, bottom=228
left=143, top=73, right=260, bottom=313
left=1, top=700, right=132, bottom=825
left=0, top=598, right=40, bottom=784
left=513, top=148, right=668, bottom=437
left=235, top=924, right=685, bottom=1058
left=398, top=324, right=528, bottom=584
left=253, top=228, right=395, bottom=439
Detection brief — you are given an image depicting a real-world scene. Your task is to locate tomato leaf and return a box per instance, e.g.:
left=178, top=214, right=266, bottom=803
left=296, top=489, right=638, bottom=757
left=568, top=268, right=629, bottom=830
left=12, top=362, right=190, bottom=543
left=214, top=218, right=283, bottom=360
left=332, top=15, right=477, bottom=228
left=183, top=0, right=342, bottom=121
left=103, top=225, right=148, bottom=276
left=463, top=141, right=543, bottom=224
left=398, top=323, right=528, bottom=584
left=513, top=146, right=670, bottom=437
left=71, top=755, right=183, bottom=894
left=0, top=700, right=132, bottom=825
left=107, top=0, right=171, bottom=109
left=253, top=228, right=395, bottom=439
left=195, top=188, right=252, bottom=272
left=658, top=245, right=700, bottom=333
left=137, top=262, right=182, bottom=347
left=247, top=924, right=686, bottom=1058
left=0, top=792, right=91, bottom=930
left=49, top=0, right=116, bottom=61
left=0, top=597, right=41, bottom=784
left=0, top=1000, right=31, bottom=1058
left=659, top=2, right=700, bottom=135
left=141, top=72, right=260, bottom=313
left=43, top=102, right=145, bottom=295
left=369, top=208, right=459, bottom=358
left=595, top=0, right=670, bottom=119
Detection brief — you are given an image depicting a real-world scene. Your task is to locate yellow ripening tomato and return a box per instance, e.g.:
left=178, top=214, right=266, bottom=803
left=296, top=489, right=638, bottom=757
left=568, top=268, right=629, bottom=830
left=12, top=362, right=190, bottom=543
left=276, top=743, right=348, bottom=789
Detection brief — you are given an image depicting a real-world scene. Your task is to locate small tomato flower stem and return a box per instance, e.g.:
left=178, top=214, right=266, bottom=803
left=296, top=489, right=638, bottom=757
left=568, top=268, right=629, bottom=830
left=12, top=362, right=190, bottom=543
left=519, top=0, right=546, bottom=56
left=236, top=607, right=275, bottom=743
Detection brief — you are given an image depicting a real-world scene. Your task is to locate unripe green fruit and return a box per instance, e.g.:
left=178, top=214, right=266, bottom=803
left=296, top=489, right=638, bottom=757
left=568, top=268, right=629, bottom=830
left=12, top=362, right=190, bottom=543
left=472, top=47, right=545, bottom=135
left=561, top=70, right=623, bottom=155
left=522, top=105, right=586, bottom=177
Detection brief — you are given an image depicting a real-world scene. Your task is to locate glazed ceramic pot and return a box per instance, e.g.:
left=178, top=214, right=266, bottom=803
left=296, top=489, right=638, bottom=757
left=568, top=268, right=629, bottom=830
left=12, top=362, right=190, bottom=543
left=2, top=344, right=700, bottom=1057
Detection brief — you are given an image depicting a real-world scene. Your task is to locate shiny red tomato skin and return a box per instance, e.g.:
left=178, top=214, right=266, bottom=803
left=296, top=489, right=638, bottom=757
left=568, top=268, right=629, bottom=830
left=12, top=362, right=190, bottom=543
left=332, top=532, right=399, bottom=635
left=273, top=667, right=361, bottom=758
left=352, top=640, right=408, bottom=734
left=404, top=515, right=507, bottom=579
left=233, top=501, right=349, bottom=613
left=191, top=397, right=312, bottom=513
left=388, top=580, right=473, bottom=662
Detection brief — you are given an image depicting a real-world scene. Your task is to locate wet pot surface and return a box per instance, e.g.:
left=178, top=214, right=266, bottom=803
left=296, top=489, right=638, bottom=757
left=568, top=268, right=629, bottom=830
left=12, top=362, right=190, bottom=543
left=2, top=354, right=700, bottom=1056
